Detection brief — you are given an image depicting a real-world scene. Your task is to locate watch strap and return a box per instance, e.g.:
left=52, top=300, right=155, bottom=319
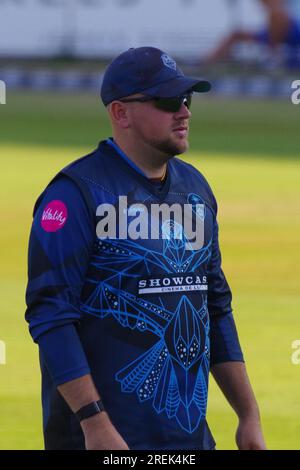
left=75, top=399, right=105, bottom=422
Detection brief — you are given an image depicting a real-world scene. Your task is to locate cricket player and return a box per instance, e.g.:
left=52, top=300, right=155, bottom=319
left=205, top=0, right=300, bottom=64
left=25, top=46, right=266, bottom=450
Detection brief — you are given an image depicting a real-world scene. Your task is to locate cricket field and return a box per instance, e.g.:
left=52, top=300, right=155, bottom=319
left=0, top=92, right=299, bottom=449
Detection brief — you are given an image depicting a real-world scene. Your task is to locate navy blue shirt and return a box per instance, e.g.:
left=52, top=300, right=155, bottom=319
left=25, top=139, right=244, bottom=450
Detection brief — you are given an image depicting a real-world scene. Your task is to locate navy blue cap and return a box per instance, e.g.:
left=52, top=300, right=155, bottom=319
left=100, top=46, right=211, bottom=106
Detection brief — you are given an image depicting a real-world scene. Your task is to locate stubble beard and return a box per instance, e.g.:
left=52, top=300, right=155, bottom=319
left=149, top=135, right=189, bottom=159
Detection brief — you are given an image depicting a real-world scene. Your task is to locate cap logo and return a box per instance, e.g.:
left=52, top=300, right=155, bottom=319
left=161, top=53, right=177, bottom=71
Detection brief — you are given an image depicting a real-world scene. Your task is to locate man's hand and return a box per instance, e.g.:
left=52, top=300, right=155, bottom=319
left=236, top=415, right=266, bottom=450
left=81, top=412, right=129, bottom=450
left=58, top=374, right=129, bottom=450
left=211, top=362, right=267, bottom=450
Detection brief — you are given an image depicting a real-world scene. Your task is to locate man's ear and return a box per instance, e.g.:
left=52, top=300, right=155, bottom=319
left=108, top=101, right=131, bottom=129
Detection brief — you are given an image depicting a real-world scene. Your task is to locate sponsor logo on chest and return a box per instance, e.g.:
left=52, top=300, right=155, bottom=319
left=138, top=274, right=207, bottom=294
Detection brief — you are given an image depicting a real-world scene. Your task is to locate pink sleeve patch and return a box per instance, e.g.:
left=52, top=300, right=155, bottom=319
left=41, top=200, right=68, bottom=232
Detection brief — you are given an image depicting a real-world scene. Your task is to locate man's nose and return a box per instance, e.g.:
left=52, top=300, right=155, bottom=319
left=175, top=102, right=191, bottom=119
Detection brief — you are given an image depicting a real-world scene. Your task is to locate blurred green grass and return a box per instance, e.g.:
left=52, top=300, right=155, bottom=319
left=0, top=92, right=300, bottom=449
left=1, top=91, right=300, bottom=157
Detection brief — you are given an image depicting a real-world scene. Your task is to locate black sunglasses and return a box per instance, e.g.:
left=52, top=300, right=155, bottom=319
left=119, top=94, right=192, bottom=113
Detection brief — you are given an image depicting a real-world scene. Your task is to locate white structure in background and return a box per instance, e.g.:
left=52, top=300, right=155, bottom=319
left=0, top=80, right=6, bottom=104
left=0, top=340, right=6, bottom=365
left=0, top=0, right=264, bottom=59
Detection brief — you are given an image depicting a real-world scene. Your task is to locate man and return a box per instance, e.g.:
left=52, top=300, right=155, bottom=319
left=25, top=46, right=266, bottom=450
left=205, top=0, right=300, bottom=65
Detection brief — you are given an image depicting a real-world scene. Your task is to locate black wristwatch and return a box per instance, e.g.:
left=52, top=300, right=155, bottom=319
left=75, top=399, right=105, bottom=422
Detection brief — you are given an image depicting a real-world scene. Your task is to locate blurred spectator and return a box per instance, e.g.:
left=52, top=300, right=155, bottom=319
left=204, top=0, right=300, bottom=66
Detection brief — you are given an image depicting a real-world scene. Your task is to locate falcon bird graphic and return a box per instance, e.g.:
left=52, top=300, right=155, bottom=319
left=81, top=197, right=212, bottom=433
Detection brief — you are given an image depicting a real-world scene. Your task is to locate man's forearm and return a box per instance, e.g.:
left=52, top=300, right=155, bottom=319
left=210, top=361, right=259, bottom=419
left=211, top=361, right=266, bottom=449
left=58, top=374, right=129, bottom=450
left=57, top=374, right=100, bottom=412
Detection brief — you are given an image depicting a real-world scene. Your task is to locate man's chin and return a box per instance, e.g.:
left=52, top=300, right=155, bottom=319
left=174, top=139, right=189, bottom=155
left=157, top=139, right=189, bottom=157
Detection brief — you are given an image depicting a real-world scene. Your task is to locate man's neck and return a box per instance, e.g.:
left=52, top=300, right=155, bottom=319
left=112, top=137, right=168, bottom=180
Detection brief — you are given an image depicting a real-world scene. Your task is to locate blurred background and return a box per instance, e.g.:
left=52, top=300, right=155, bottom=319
left=0, top=0, right=300, bottom=450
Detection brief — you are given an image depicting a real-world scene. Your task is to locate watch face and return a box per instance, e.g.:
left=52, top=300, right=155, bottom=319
left=96, top=400, right=105, bottom=412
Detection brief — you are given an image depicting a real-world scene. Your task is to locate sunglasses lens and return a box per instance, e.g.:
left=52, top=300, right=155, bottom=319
left=183, top=95, right=192, bottom=109
left=154, top=95, right=192, bottom=112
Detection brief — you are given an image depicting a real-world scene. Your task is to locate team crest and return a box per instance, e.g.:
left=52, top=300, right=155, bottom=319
left=161, top=53, right=177, bottom=70
left=188, top=193, right=206, bottom=222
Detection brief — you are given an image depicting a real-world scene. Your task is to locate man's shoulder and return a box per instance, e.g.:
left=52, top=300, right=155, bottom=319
left=171, top=156, right=209, bottom=182
left=62, top=145, right=102, bottom=178
left=62, top=140, right=123, bottom=187
left=32, top=144, right=104, bottom=217
left=34, top=139, right=132, bottom=214
left=170, top=156, right=218, bottom=212
left=44, top=141, right=113, bottom=193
